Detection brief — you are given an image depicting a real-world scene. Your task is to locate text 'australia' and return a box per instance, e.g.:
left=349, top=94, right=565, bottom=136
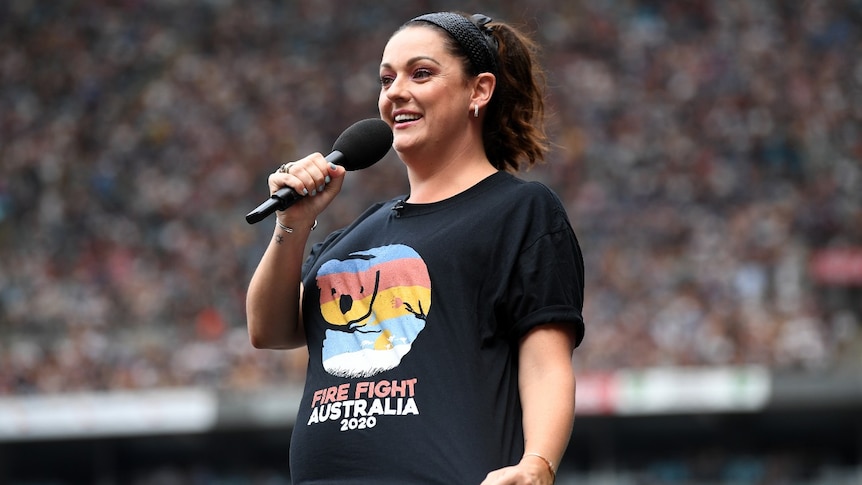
left=307, top=378, right=419, bottom=428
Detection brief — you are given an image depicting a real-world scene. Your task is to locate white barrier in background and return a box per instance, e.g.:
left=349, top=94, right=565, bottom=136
left=0, top=388, right=217, bottom=440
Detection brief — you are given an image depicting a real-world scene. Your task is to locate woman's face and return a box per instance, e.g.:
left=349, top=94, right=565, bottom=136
left=378, top=26, right=473, bottom=157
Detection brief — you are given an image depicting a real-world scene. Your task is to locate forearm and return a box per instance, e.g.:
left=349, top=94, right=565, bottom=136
left=519, top=360, right=575, bottom=475
left=518, top=324, right=577, bottom=477
left=246, top=223, right=312, bottom=349
left=481, top=324, right=576, bottom=485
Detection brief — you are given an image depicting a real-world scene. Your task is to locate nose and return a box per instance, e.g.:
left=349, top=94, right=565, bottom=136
left=339, top=294, right=353, bottom=314
left=385, top=75, right=409, bottom=102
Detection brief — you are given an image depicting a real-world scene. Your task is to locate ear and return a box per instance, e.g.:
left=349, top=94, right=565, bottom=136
left=470, top=73, right=496, bottom=109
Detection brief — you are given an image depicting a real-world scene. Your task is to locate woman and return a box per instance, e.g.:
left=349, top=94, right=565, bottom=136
left=247, top=11, right=585, bottom=485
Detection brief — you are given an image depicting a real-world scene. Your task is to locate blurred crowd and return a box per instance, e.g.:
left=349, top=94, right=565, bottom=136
left=1, top=0, right=861, bottom=396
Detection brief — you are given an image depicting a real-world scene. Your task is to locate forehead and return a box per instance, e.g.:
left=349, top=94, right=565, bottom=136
left=380, top=25, right=453, bottom=66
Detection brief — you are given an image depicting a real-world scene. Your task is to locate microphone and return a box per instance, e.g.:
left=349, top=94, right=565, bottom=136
left=245, top=118, right=393, bottom=224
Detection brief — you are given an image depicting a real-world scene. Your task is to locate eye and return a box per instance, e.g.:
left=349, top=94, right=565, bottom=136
left=412, top=68, right=432, bottom=80
left=379, top=74, right=395, bottom=88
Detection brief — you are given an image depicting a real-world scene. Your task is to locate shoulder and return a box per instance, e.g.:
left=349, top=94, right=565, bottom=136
left=495, top=172, right=565, bottom=206
left=492, top=173, right=571, bottom=226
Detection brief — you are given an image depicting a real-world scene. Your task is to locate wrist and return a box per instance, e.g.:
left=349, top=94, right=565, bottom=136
left=275, top=218, right=318, bottom=234
left=523, top=452, right=556, bottom=483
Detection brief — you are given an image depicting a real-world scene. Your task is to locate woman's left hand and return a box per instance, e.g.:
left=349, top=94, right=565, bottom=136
left=480, top=456, right=554, bottom=485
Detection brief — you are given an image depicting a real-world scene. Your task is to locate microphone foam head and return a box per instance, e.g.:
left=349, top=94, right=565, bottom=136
left=331, top=118, right=393, bottom=171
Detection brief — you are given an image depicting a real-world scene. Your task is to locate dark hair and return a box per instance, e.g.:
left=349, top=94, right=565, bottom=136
left=403, top=12, right=548, bottom=172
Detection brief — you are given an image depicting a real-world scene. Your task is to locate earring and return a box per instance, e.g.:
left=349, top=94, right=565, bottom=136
left=473, top=104, right=479, bottom=118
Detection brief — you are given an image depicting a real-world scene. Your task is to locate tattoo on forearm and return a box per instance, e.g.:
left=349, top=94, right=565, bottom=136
left=275, top=234, right=284, bottom=244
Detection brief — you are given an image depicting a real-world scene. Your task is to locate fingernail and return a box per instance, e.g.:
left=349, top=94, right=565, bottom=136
left=318, top=184, right=325, bottom=192
left=329, top=162, right=337, bottom=170
left=310, top=189, right=317, bottom=196
left=325, top=175, right=331, bottom=184
left=302, top=188, right=309, bottom=195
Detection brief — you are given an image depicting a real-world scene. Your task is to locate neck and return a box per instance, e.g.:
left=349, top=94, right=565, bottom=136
left=403, top=155, right=497, bottom=204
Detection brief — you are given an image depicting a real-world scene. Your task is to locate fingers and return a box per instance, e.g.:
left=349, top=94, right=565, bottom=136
left=281, top=155, right=330, bottom=196
left=266, top=154, right=347, bottom=226
left=269, top=153, right=340, bottom=198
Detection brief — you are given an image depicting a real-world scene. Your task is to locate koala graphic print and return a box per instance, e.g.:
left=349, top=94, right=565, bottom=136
left=316, top=244, right=431, bottom=378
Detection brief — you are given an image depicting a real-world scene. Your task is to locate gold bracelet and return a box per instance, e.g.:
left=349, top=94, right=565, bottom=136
left=276, top=219, right=318, bottom=233
left=524, top=453, right=556, bottom=483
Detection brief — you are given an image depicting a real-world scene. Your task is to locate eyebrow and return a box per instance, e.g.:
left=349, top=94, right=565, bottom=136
left=380, top=55, right=442, bottom=70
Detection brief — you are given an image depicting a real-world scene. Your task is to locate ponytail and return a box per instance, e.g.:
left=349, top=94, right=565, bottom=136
left=484, top=20, right=549, bottom=172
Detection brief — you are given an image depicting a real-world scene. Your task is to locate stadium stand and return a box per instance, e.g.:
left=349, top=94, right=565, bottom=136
left=1, top=0, right=860, bottom=483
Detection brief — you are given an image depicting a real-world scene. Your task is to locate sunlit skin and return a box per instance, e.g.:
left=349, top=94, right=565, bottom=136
left=378, top=26, right=497, bottom=203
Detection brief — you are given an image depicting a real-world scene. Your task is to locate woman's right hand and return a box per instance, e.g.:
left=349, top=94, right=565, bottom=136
left=269, top=153, right=347, bottom=228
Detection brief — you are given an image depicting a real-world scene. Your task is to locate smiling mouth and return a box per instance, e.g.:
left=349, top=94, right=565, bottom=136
left=394, top=114, right=422, bottom=124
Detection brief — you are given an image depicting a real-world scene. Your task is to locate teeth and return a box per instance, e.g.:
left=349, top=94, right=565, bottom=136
left=395, top=114, right=421, bottom=122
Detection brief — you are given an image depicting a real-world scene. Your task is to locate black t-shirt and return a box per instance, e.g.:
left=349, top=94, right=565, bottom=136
left=290, top=171, right=585, bottom=484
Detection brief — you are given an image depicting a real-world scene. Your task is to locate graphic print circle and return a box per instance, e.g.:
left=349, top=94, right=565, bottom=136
left=316, top=244, right=431, bottom=378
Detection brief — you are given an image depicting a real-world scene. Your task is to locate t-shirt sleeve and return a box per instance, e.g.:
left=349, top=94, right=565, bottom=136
left=505, top=192, right=586, bottom=347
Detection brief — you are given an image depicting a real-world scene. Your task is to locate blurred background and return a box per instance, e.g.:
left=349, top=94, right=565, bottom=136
left=1, top=0, right=860, bottom=483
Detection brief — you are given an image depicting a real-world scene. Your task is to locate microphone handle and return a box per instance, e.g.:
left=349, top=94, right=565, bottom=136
left=245, top=151, right=344, bottom=224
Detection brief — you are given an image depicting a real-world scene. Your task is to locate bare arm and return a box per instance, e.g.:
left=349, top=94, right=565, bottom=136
left=246, top=155, right=345, bottom=349
left=481, top=323, right=577, bottom=485
left=246, top=223, right=312, bottom=349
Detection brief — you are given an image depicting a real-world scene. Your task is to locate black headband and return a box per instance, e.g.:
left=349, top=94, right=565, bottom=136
left=410, top=12, right=499, bottom=76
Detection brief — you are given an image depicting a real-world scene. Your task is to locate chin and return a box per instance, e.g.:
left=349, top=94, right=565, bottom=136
left=391, top=135, right=417, bottom=153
